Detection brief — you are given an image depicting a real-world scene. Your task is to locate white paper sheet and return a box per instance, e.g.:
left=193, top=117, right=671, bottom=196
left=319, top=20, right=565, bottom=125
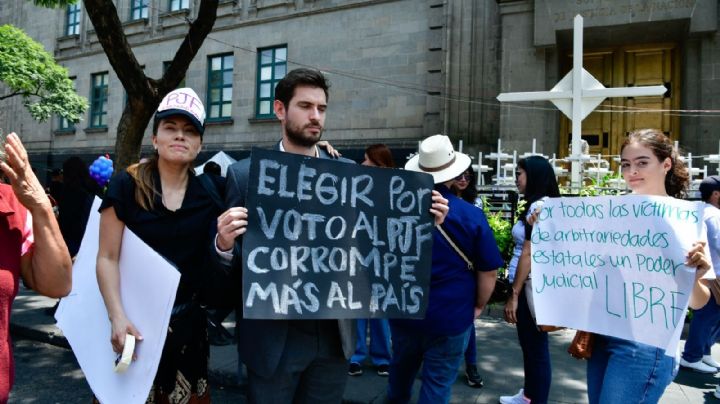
left=55, top=197, right=180, bottom=404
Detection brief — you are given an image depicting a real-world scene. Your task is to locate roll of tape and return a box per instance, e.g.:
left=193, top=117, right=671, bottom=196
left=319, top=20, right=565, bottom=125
left=113, top=334, right=135, bottom=373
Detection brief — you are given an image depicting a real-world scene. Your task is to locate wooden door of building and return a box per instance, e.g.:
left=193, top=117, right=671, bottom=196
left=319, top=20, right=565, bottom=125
left=559, top=44, right=680, bottom=159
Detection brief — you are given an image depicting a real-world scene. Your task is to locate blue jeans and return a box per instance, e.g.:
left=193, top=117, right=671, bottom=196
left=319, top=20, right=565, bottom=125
left=682, top=298, right=720, bottom=362
left=516, top=290, right=551, bottom=403
left=387, top=325, right=470, bottom=404
left=351, top=319, right=392, bottom=366
left=587, top=334, right=675, bottom=404
left=464, top=324, right=477, bottom=367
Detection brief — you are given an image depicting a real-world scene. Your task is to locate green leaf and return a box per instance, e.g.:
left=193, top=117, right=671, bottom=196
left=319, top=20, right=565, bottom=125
left=481, top=197, right=515, bottom=275
left=0, top=24, right=88, bottom=122
left=31, top=0, right=78, bottom=8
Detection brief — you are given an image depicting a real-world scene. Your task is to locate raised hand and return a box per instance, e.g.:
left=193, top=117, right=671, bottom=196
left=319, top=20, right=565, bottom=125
left=430, top=190, right=449, bottom=226
left=0, top=133, right=51, bottom=212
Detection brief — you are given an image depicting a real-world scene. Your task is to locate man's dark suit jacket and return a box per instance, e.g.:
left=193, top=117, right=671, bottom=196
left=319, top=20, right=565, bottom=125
left=224, top=142, right=357, bottom=378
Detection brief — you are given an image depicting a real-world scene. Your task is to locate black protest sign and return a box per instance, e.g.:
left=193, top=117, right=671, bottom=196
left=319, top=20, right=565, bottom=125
left=241, top=148, right=435, bottom=319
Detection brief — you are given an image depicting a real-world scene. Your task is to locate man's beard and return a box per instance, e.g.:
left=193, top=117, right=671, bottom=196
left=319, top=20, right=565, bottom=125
left=285, top=121, right=323, bottom=148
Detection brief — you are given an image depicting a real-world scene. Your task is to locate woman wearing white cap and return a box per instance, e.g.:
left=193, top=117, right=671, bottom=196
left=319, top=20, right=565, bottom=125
left=96, top=88, right=245, bottom=403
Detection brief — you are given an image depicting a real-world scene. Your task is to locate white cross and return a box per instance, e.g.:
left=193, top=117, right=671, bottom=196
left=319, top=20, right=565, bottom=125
left=496, top=15, right=667, bottom=189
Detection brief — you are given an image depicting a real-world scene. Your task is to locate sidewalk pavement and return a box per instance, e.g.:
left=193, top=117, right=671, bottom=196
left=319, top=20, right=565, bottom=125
left=10, top=287, right=719, bottom=403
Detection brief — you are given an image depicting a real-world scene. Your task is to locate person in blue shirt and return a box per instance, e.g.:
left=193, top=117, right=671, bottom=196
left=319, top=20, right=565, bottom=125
left=680, top=175, right=720, bottom=377
left=389, top=134, right=503, bottom=404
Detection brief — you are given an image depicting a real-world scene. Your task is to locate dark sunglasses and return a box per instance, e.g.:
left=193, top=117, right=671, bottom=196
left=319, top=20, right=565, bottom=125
left=455, top=173, right=470, bottom=181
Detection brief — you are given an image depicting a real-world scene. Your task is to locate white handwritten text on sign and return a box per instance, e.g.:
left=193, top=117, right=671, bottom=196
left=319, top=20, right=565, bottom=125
left=241, top=148, right=435, bottom=320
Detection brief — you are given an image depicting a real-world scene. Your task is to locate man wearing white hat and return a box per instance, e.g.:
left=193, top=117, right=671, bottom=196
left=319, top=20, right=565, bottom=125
left=388, top=134, right=504, bottom=404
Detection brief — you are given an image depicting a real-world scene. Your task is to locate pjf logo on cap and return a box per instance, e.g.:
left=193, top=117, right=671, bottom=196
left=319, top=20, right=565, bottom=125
left=158, top=88, right=206, bottom=125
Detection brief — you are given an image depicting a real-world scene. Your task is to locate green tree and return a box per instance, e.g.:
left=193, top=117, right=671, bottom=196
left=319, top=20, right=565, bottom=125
left=32, top=0, right=220, bottom=170
left=0, top=24, right=87, bottom=122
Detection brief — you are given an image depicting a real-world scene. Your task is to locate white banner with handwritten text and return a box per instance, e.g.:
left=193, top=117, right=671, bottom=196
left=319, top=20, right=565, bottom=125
left=531, top=195, right=705, bottom=354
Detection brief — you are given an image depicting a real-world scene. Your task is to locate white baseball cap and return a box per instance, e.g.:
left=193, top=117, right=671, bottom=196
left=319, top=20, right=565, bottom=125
left=155, top=88, right=206, bottom=135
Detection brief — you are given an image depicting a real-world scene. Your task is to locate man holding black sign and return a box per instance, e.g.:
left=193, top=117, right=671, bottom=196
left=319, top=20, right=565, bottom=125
left=389, top=134, right=504, bottom=404
left=215, top=68, right=449, bottom=403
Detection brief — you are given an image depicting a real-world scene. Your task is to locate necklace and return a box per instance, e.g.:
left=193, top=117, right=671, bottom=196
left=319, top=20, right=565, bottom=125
left=162, top=183, right=187, bottom=212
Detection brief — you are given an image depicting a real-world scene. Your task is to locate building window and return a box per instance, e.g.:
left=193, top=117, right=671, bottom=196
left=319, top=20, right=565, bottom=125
left=58, top=78, right=77, bottom=131
left=89, top=72, right=109, bottom=128
left=163, top=61, right=186, bottom=88
left=66, top=4, right=81, bottom=36
left=256, top=45, right=287, bottom=118
left=206, top=54, right=233, bottom=120
left=169, top=0, right=189, bottom=11
left=130, top=0, right=148, bottom=20
left=58, top=114, right=75, bottom=131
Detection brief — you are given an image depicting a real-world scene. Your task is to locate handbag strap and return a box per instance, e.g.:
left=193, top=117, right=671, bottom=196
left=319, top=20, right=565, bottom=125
left=437, top=224, right=474, bottom=271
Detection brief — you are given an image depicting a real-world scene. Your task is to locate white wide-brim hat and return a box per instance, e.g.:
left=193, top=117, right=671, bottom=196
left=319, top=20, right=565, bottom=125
left=405, top=134, right=471, bottom=184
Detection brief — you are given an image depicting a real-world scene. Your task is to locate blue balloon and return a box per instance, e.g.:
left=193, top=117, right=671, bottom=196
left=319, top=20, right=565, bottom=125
left=89, top=154, right=114, bottom=187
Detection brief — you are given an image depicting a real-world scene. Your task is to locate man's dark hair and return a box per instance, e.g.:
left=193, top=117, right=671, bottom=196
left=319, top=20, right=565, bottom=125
left=274, top=68, right=330, bottom=107
left=203, top=161, right=221, bottom=176
left=700, top=175, right=720, bottom=202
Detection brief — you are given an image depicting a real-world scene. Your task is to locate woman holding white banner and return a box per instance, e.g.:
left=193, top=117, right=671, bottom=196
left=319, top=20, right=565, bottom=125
left=500, top=156, right=560, bottom=404
left=97, top=88, right=242, bottom=403
left=585, top=129, right=712, bottom=404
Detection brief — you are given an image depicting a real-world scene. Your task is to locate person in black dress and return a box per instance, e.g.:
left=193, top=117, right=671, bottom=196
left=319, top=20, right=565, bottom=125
left=96, top=88, right=240, bottom=403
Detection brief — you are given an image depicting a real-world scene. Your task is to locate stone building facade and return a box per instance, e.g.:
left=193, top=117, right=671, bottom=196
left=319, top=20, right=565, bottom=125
left=1, top=0, right=718, bottom=175
left=496, top=0, right=719, bottom=160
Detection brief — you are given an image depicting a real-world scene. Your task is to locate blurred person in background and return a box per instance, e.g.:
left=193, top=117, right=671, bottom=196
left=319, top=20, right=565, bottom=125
left=451, top=165, right=485, bottom=388
left=348, top=144, right=395, bottom=378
